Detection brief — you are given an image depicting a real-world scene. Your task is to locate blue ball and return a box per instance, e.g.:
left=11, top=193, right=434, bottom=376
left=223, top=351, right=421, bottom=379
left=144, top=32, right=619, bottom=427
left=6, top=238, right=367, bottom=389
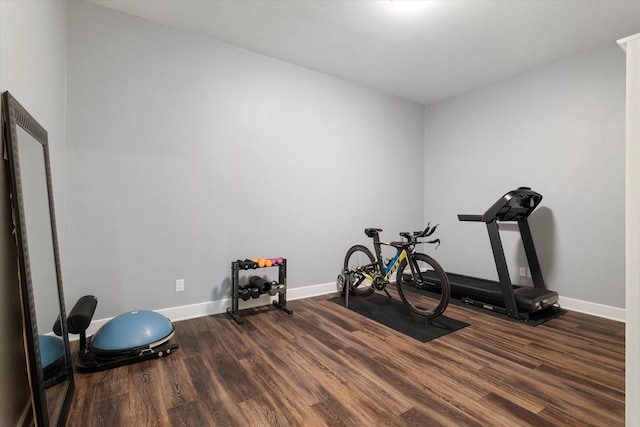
left=39, top=335, right=64, bottom=368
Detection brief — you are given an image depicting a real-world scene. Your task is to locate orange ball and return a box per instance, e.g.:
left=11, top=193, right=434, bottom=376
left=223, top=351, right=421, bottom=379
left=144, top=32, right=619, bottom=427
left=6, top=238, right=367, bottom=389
left=258, top=258, right=266, bottom=268
left=265, top=259, right=273, bottom=267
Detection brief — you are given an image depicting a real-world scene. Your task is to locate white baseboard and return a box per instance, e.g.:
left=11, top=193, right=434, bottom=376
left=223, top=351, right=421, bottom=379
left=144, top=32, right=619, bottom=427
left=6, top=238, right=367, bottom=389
left=558, top=296, right=625, bottom=322
left=158, top=282, right=337, bottom=322
left=287, top=282, right=336, bottom=300
left=77, top=282, right=338, bottom=339
left=77, top=282, right=624, bottom=339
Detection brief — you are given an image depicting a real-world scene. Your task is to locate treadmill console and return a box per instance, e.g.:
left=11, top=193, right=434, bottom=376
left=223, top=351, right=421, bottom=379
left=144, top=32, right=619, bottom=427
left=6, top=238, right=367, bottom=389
left=458, top=187, right=542, bottom=223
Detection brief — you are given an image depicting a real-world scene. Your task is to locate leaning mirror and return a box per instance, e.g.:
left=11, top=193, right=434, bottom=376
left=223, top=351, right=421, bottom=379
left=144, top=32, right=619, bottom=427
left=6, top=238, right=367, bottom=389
left=2, top=92, right=73, bottom=426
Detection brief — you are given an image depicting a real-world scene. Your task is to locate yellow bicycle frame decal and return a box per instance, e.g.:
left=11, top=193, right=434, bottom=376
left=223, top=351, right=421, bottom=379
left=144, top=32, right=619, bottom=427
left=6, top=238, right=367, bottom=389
left=360, top=247, right=409, bottom=282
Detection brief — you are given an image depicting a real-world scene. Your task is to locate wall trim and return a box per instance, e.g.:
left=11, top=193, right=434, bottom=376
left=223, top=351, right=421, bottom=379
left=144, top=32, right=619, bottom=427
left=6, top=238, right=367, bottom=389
left=77, top=282, right=624, bottom=339
left=557, top=296, right=625, bottom=322
left=156, top=282, right=337, bottom=323
left=77, top=282, right=338, bottom=338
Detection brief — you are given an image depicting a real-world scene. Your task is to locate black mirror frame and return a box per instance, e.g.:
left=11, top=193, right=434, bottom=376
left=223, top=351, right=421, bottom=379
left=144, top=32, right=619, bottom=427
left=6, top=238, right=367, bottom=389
left=2, top=91, right=74, bottom=427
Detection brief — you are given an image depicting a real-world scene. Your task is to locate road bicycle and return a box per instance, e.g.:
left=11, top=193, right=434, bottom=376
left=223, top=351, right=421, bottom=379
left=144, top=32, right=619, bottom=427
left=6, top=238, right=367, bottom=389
left=337, top=224, right=450, bottom=319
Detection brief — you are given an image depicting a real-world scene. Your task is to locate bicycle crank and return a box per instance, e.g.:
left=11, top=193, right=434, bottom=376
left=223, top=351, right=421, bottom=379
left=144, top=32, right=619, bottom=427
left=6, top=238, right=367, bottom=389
left=373, top=273, right=388, bottom=290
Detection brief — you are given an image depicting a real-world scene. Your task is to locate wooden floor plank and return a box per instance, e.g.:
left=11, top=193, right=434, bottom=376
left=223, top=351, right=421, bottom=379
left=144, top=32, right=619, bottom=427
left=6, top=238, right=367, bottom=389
left=184, top=354, right=249, bottom=426
left=65, top=293, right=625, bottom=426
left=477, top=392, right=555, bottom=427
left=129, top=360, right=173, bottom=426
left=167, top=400, right=216, bottom=427
left=238, top=350, right=326, bottom=426
left=88, top=393, right=131, bottom=427
left=156, top=349, right=198, bottom=410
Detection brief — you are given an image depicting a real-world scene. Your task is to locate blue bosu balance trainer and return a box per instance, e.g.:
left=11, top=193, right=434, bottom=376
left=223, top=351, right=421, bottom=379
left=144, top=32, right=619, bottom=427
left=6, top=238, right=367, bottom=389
left=39, top=334, right=67, bottom=387
left=65, top=295, right=178, bottom=372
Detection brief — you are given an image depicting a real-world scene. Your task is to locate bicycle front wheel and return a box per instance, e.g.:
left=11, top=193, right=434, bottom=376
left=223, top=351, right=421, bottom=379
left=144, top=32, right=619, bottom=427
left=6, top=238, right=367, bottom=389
left=396, top=252, right=450, bottom=318
left=344, top=245, right=376, bottom=296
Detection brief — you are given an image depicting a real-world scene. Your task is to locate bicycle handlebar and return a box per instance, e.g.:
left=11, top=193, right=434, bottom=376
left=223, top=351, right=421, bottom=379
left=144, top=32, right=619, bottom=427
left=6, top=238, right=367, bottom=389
left=417, top=222, right=438, bottom=237
left=399, top=222, right=441, bottom=248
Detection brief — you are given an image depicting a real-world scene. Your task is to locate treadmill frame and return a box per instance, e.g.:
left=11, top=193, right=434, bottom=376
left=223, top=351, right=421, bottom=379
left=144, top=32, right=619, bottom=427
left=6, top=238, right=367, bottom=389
left=459, top=187, right=558, bottom=321
left=485, top=217, right=546, bottom=319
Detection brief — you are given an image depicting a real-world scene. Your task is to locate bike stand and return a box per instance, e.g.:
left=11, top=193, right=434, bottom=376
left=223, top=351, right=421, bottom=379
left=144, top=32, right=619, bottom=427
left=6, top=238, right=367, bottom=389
left=344, top=273, right=350, bottom=308
left=409, top=311, right=433, bottom=327
left=340, top=270, right=351, bottom=308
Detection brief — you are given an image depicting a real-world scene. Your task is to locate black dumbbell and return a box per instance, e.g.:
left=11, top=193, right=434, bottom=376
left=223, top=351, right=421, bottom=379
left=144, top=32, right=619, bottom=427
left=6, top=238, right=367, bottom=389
left=239, top=285, right=251, bottom=301
left=244, top=259, right=258, bottom=269
left=249, top=276, right=272, bottom=294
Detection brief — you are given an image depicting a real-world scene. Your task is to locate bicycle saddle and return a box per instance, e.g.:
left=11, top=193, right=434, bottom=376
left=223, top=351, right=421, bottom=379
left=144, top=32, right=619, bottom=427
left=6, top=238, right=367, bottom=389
left=364, top=228, right=382, bottom=238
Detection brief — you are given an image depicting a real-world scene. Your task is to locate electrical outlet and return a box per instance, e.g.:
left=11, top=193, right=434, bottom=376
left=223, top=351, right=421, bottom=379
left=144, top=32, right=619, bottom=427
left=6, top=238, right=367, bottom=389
left=519, top=267, right=526, bottom=277
left=176, top=279, right=185, bottom=292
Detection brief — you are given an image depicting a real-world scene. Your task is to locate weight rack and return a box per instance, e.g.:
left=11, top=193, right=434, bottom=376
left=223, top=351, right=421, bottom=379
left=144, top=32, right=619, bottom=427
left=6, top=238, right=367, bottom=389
left=227, top=258, right=293, bottom=325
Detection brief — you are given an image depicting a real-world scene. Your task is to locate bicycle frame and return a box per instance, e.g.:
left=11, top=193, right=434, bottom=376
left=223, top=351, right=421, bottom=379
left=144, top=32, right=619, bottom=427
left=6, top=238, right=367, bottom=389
left=342, top=225, right=449, bottom=319
left=358, top=234, right=416, bottom=283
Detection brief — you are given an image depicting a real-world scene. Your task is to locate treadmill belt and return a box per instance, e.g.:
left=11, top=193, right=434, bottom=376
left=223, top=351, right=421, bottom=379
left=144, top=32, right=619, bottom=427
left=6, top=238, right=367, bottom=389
left=406, top=271, right=564, bottom=325
left=419, top=271, right=552, bottom=312
left=444, top=272, right=507, bottom=308
left=416, top=271, right=505, bottom=306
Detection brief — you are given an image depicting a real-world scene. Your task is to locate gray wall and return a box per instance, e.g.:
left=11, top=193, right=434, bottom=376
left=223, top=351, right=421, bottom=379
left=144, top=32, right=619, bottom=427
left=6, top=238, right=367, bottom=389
left=423, top=45, right=626, bottom=309
left=0, top=0, right=630, bottom=423
left=0, top=0, right=67, bottom=425
left=65, top=2, right=425, bottom=318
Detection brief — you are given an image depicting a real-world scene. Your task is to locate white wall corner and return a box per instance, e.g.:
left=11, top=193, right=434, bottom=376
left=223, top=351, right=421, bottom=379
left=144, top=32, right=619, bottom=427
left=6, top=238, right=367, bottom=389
left=617, top=33, right=640, bottom=52
left=621, top=31, right=640, bottom=427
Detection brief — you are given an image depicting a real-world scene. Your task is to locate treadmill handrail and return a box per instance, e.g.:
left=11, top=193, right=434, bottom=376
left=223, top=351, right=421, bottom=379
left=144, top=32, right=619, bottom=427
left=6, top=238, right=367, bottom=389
left=457, top=214, right=483, bottom=222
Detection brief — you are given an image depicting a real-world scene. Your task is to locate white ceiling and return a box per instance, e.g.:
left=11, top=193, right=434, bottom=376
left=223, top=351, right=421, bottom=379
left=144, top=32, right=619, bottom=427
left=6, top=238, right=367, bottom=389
left=89, top=0, right=640, bottom=105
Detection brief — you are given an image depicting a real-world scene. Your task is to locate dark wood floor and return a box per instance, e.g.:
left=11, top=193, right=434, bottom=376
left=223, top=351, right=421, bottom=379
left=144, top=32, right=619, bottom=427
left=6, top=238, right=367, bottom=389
left=65, top=292, right=625, bottom=426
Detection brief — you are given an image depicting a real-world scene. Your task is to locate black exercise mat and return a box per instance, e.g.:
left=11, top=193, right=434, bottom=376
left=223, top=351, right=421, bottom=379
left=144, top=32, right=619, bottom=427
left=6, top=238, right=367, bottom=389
left=329, top=293, right=469, bottom=343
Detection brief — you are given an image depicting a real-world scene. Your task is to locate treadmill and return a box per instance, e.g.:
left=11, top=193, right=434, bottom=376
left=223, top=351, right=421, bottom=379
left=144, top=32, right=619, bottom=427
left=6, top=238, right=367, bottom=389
left=447, top=187, right=560, bottom=323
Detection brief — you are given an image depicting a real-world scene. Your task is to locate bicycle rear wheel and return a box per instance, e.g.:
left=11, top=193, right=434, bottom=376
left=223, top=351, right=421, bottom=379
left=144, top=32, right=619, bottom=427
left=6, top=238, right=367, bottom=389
left=344, top=245, right=376, bottom=296
left=396, top=252, right=450, bottom=318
